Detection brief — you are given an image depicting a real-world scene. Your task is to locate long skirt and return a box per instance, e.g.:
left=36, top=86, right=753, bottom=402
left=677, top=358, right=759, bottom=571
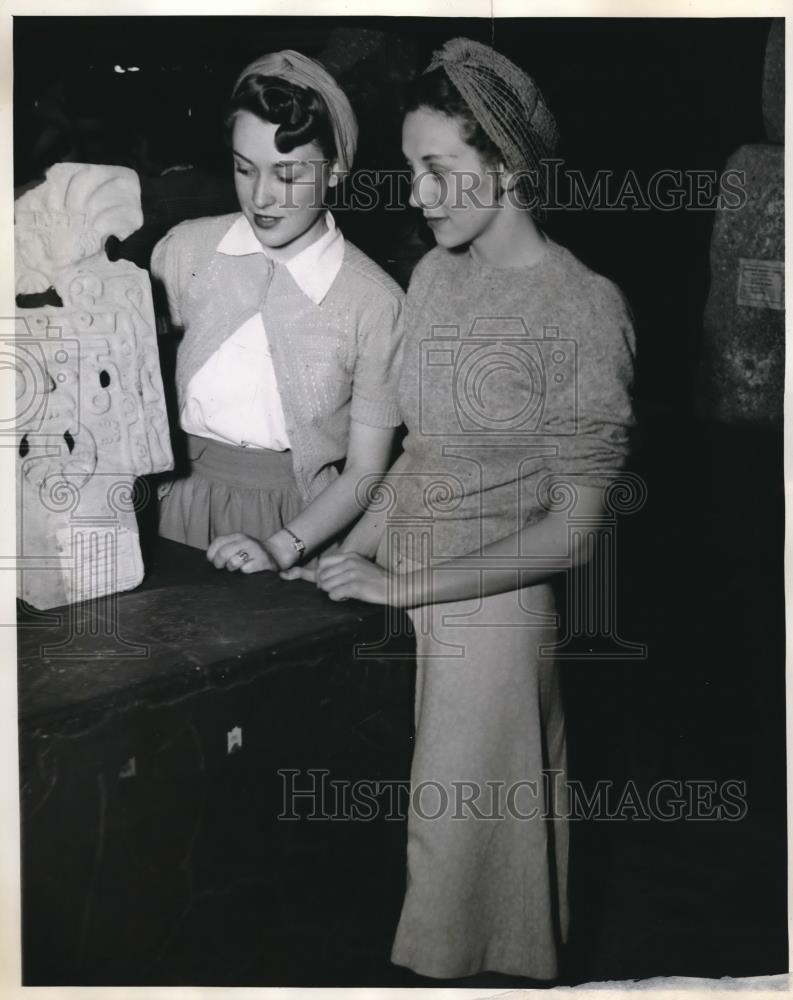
left=384, top=555, right=569, bottom=979
left=158, top=434, right=305, bottom=549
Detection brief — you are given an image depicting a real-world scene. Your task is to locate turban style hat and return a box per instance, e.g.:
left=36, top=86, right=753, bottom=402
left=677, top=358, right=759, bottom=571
left=425, top=37, right=559, bottom=198
left=232, top=50, right=358, bottom=173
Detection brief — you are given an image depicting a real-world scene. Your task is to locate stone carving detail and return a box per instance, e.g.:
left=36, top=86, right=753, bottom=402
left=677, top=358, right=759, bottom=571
left=15, top=162, right=143, bottom=298
left=15, top=163, right=173, bottom=611
left=762, top=18, right=784, bottom=145
left=698, top=21, right=785, bottom=428
left=699, top=145, right=784, bottom=426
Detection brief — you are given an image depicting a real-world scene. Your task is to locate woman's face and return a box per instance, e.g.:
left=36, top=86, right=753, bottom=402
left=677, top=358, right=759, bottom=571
left=402, top=108, right=503, bottom=251
left=231, top=110, right=335, bottom=256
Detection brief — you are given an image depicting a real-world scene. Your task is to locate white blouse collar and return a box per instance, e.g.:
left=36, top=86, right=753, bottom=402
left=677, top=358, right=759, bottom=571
left=216, top=211, right=344, bottom=305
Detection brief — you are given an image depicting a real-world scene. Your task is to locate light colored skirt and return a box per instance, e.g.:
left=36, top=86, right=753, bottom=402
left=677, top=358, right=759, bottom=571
left=380, top=541, right=569, bottom=979
left=158, top=434, right=305, bottom=550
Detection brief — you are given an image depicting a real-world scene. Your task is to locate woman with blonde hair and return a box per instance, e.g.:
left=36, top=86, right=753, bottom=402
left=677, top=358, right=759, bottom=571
left=152, top=50, right=403, bottom=573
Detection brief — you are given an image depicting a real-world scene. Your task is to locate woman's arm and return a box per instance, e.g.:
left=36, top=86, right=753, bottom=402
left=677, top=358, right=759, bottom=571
left=276, top=446, right=409, bottom=582
left=337, top=449, right=411, bottom=559
left=266, top=420, right=395, bottom=568
left=315, top=483, right=606, bottom=605
left=209, top=261, right=405, bottom=576
left=207, top=419, right=396, bottom=572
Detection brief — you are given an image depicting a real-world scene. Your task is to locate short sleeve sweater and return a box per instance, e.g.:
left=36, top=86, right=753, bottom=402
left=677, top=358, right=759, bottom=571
left=383, top=239, right=637, bottom=561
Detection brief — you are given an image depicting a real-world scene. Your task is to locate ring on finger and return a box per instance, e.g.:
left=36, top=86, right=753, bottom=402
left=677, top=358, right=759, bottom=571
left=236, top=550, right=251, bottom=565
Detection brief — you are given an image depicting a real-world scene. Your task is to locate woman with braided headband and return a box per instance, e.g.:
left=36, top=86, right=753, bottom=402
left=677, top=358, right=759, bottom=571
left=151, top=51, right=403, bottom=573
left=310, top=38, right=637, bottom=981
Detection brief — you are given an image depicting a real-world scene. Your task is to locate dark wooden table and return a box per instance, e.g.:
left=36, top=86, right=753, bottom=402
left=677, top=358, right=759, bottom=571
left=18, top=539, right=415, bottom=985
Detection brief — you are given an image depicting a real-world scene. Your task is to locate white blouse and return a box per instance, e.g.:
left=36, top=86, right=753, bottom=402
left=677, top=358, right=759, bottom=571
left=180, top=212, right=345, bottom=450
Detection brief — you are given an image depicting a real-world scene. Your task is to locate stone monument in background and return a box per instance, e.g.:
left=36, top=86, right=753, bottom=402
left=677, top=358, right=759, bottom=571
left=699, top=19, right=785, bottom=425
left=14, top=162, right=173, bottom=611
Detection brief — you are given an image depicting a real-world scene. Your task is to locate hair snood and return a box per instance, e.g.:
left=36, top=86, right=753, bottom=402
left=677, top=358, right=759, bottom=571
left=425, top=37, right=559, bottom=203
left=231, top=50, right=358, bottom=173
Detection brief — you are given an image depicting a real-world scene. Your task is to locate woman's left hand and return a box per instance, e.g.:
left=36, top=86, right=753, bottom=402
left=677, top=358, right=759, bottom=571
left=207, top=533, right=277, bottom=573
left=316, top=552, right=394, bottom=605
left=279, top=565, right=317, bottom=584
left=279, top=542, right=341, bottom=585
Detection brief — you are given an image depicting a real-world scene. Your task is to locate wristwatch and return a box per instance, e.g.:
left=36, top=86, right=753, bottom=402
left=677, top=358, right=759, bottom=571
left=283, top=527, right=306, bottom=561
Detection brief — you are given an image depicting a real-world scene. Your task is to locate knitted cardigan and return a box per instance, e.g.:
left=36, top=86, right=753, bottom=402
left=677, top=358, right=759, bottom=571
left=150, top=213, right=404, bottom=502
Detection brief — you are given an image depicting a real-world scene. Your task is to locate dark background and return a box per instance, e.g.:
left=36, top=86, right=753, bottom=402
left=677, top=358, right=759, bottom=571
left=14, top=16, right=787, bottom=986
left=13, top=16, right=774, bottom=423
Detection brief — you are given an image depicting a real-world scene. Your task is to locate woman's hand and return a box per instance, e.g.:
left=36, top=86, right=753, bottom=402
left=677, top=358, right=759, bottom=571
left=279, top=565, right=317, bottom=584
left=279, top=541, right=340, bottom=584
left=315, top=552, right=396, bottom=605
left=207, top=533, right=278, bottom=573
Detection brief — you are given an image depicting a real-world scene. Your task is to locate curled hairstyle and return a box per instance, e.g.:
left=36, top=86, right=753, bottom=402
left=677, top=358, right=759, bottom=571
left=404, top=67, right=544, bottom=213
left=224, top=74, right=337, bottom=162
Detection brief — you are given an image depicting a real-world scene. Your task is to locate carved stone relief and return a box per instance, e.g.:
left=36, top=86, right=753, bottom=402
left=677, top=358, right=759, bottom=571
left=15, top=163, right=173, bottom=610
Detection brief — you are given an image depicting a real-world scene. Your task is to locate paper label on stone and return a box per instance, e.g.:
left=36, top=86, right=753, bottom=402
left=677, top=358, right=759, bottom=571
left=57, top=524, right=144, bottom=603
left=736, top=258, right=784, bottom=311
